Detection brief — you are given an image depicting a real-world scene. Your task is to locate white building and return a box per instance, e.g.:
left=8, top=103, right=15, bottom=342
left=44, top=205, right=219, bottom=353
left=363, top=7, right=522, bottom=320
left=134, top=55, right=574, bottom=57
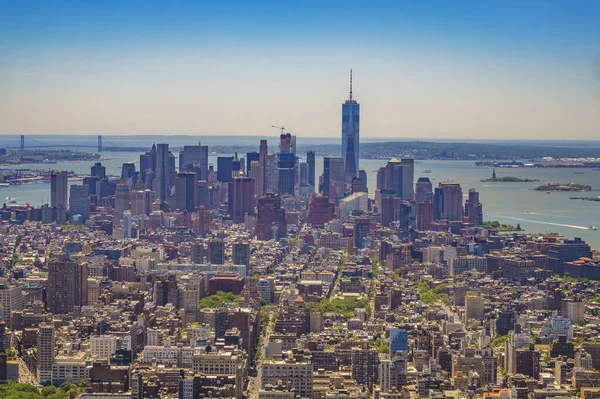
left=262, top=355, right=313, bottom=399
left=90, top=335, right=118, bottom=360
left=0, top=283, right=23, bottom=321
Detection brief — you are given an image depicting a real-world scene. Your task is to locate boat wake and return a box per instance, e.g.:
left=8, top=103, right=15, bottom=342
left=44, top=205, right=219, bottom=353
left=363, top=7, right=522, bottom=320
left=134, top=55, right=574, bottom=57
left=487, top=214, right=589, bottom=230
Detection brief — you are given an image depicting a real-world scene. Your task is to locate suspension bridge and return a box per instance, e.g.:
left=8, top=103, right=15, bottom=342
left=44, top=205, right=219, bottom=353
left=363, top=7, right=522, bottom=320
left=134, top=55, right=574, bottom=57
left=2, top=135, right=122, bottom=152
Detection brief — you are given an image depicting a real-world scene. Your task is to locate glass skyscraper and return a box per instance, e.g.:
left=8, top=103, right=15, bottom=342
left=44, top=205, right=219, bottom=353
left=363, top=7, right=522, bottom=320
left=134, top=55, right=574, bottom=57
left=342, top=70, right=360, bottom=179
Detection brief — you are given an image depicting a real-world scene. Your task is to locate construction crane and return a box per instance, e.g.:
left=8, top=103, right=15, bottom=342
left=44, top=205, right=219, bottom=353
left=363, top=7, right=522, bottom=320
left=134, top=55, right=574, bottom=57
left=271, top=125, right=285, bottom=135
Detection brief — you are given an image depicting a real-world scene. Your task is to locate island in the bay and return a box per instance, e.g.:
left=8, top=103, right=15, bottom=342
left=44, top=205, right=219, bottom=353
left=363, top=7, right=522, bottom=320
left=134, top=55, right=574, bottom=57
left=481, top=169, right=539, bottom=183
left=534, top=183, right=592, bottom=192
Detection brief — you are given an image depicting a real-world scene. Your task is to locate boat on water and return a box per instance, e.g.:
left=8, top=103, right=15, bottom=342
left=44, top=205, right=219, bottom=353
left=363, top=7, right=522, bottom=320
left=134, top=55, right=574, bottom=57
left=525, top=210, right=530, bottom=214
left=589, top=226, right=598, bottom=231
left=574, top=172, right=584, bottom=175
left=423, top=169, right=432, bottom=173
left=546, top=191, right=551, bottom=194
left=0, top=183, right=9, bottom=188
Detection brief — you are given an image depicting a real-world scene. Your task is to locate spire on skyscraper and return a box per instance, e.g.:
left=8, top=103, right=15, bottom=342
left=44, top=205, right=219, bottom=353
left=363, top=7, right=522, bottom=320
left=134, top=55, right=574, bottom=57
left=349, top=69, right=353, bottom=102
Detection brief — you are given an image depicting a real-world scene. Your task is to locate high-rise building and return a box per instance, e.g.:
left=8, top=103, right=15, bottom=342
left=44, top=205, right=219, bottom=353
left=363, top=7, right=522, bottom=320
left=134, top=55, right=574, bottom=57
left=217, top=156, right=234, bottom=183
left=323, top=157, right=345, bottom=200
left=256, top=194, right=287, bottom=240
left=50, top=171, right=68, bottom=209
left=47, top=256, right=88, bottom=314
left=416, top=201, right=433, bottom=231
left=246, top=152, right=260, bottom=175
left=139, top=144, right=157, bottom=182
left=307, top=195, right=335, bottom=228
left=465, top=295, right=485, bottom=320
left=416, top=177, right=433, bottom=203
left=228, top=177, right=255, bottom=223
left=389, top=328, right=409, bottom=352
left=232, top=242, right=250, bottom=268
left=548, top=238, right=593, bottom=275
left=352, top=348, right=378, bottom=389
left=264, top=155, right=279, bottom=194
left=435, top=182, right=463, bottom=221
left=400, top=159, right=414, bottom=200
left=249, top=160, right=261, bottom=199
left=123, top=210, right=132, bottom=239
left=209, top=239, right=224, bottom=265
left=299, top=162, right=308, bottom=186
left=180, top=143, right=209, bottom=180
left=121, top=163, right=137, bottom=182
left=192, top=243, right=204, bottom=264
left=91, top=162, right=106, bottom=179
left=114, top=178, right=130, bottom=216
left=358, top=169, right=368, bottom=192
left=354, top=217, right=370, bottom=249
left=465, top=189, right=483, bottom=226
left=380, top=189, right=395, bottom=227
left=131, top=189, right=153, bottom=216
left=342, top=70, right=360, bottom=180
left=194, top=206, right=211, bottom=236
left=307, top=151, right=316, bottom=188
left=69, top=184, right=90, bottom=221
left=258, top=140, right=268, bottom=196
left=382, top=158, right=414, bottom=200
left=232, top=153, right=243, bottom=177
left=0, top=283, right=23, bottom=322
left=175, top=172, right=198, bottom=212
left=279, top=133, right=292, bottom=153
left=37, top=323, right=55, bottom=384
left=277, top=153, right=295, bottom=195
left=156, top=143, right=170, bottom=201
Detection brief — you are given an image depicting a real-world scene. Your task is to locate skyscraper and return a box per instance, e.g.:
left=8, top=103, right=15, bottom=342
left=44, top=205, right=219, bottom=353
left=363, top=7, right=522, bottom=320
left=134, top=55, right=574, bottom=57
left=114, top=178, right=130, bottom=216
left=217, top=156, right=234, bottom=183
left=277, top=152, right=295, bottom=196
left=415, top=177, right=433, bottom=202
left=174, top=172, right=198, bottom=212
left=323, top=157, right=345, bottom=200
left=91, top=162, right=106, bottom=179
left=258, top=139, right=268, bottom=196
left=383, top=158, right=414, bottom=200
left=465, top=189, right=483, bottom=226
left=179, top=143, right=209, bottom=180
left=307, top=151, right=315, bottom=188
left=246, top=151, right=260, bottom=174
left=264, top=154, right=279, bottom=194
left=131, top=189, right=153, bottom=216
left=232, top=242, right=250, bottom=268
left=37, top=323, right=55, bottom=384
left=69, top=184, right=90, bottom=221
left=156, top=143, right=170, bottom=201
left=228, top=176, right=255, bottom=223
left=279, top=133, right=292, bottom=153
left=256, top=194, right=287, bottom=241
left=50, top=171, right=68, bottom=209
left=123, top=210, right=132, bottom=238
left=209, top=239, right=224, bottom=265
left=121, top=163, right=137, bottom=182
left=342, top=70, right=360, bottom=180
left=47, top=255, right=88, bottom=314
left=436, top=182, right=463, bottom=221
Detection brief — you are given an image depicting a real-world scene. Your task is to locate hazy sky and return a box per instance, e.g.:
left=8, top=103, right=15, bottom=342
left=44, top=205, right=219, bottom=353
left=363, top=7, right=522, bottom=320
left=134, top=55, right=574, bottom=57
left=1, top=1, right=599, bottom=140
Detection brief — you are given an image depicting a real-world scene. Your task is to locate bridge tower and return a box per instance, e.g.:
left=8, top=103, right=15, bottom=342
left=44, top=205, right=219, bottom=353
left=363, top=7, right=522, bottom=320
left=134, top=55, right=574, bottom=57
left=20, top=135, right=24, bottom=151
left=98, top=135, right=102, bottom=152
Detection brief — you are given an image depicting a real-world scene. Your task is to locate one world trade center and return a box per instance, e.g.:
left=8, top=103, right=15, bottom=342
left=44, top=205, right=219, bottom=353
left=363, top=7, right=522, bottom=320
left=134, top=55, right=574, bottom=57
left=342, top=70, right=360, bottom=180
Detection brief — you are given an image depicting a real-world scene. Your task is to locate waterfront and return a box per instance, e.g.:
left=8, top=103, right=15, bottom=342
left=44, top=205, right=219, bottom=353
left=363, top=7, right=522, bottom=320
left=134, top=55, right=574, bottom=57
left=2, top=152, right=599, bottom=249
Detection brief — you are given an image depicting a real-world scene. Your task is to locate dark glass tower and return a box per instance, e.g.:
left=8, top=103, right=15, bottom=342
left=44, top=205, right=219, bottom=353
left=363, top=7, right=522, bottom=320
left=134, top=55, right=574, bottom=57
left=342, top=70, right=360, bottom=180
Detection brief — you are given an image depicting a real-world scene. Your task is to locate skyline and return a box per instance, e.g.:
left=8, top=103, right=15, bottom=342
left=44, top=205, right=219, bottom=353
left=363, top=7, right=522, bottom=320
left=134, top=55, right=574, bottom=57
left=1, top=1, right=599, bottom=139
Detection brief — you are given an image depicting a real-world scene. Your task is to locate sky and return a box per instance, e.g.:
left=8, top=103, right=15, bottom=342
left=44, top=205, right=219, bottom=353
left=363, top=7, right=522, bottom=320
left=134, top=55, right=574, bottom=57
left=0, top=0, right=599, bottom=140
